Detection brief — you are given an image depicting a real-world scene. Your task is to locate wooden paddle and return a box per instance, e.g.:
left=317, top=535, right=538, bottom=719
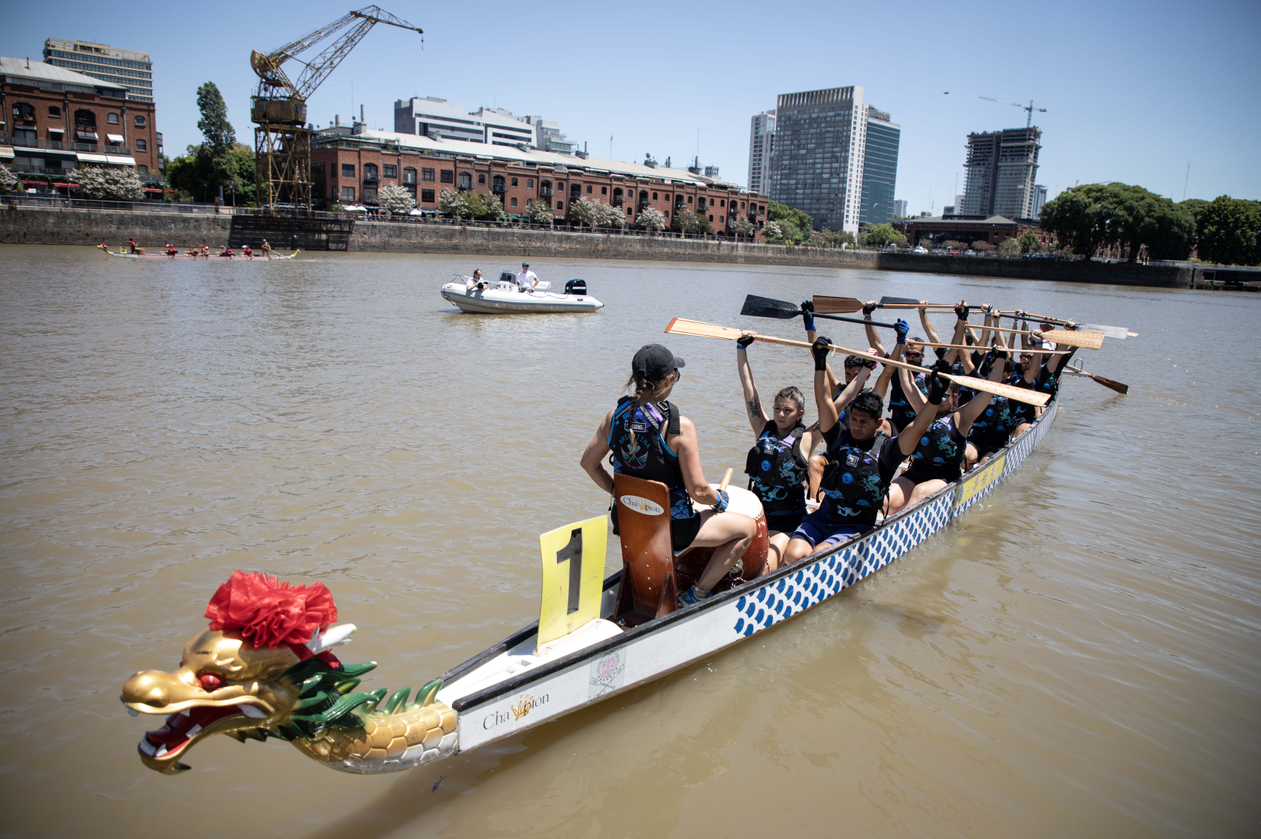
left=741, top=295, right=901, bottom=328
left=998, top=310, right=1134, bottom=341
left=1062, top=364, right=1129, bottom=395
left=919, top=341, right=1071, bottom=355
left=811, top=295, right=956, bottom=314
left=664, top=318, right=1049, bottom=407
left=878, top=295, right=957, bottom=309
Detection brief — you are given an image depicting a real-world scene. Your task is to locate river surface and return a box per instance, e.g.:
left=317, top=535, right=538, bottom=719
left=1, top=245, right=1258, bottom=839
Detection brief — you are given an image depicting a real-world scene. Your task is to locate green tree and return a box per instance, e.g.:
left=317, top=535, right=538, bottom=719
left=767, top=201, right=813, bottom=233
left=1041, top=182, right=1193, bottom=261
left=1196, top=195, right=1261, bottom=265
left=731, top=217, right=756, bottom=238
left=816, top=228, right=854, bottom=248
left=465, top=191, right=504, bottom=221
left=672, top=208, right=712, bottom=235
left=998, top=237, right=1021, bottom=257
left=196, top=82, right=236, bottom=151
left=438, top=188, right=470, bottom=219
left=859, top=223, right=907, bottom=249
left=167, top=143, right=256, bottom=205
left=1018, top=229, right=1042, bottom=254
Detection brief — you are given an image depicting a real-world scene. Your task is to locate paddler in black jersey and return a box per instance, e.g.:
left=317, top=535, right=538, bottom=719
left=779, top=337, right=949, bottom=565
left=863, top=302, right=928, bottom=434
left=581, top=344, right=757, bottom=608
left=735, top=332, right=828, bottom=571
left=887, top=342, right=1006, bottom=509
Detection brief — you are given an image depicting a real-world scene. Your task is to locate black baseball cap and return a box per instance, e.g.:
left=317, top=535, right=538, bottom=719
left=632, top=344, right=685, bottom=380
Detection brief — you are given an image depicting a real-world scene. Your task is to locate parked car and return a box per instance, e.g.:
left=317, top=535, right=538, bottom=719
left=914, top=246, right=928, bottom=254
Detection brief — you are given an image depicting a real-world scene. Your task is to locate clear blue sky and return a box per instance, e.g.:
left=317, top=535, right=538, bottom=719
left=6, top=0, right=1259, bottom=213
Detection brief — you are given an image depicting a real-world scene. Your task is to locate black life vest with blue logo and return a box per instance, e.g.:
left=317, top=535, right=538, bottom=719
left=745, top=419, right=807, bottom=519
left=968, top=393, right=1015, bottom=452
left=818, top=429, right=889, bottom=527
left=609, top=397, right=697, bottom=524
left=905, top=413, right=966, bottom=482
left=1008, top=369, right=1038, bottom=425
left=1034, top=361, right=1063, bottom=400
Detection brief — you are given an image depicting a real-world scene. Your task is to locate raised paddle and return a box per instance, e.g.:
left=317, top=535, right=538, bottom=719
left=812, top=295, right=956, bottom=314
left=740, top=295, right=902, bottom=329
left=997, top=310, right=1134, bottom=341
left=664, top=318, right=1049, bottom=407
left=1062, top=364, right=1129, bottom=395
left=878, top=296, right=957, bottom=309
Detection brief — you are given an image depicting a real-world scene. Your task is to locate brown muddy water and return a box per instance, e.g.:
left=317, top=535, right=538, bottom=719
left=1, top=245, right=1259, bottom=838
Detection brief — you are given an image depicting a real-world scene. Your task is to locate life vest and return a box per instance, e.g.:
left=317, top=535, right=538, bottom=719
left=817, top=429, right=890, bottom=527
left=968, top=394, right=1015, bottom=452
left=1034, top=362, right=1062, bottom=400
left=745, top=419, right=807, bottom=520
left=608, top=397, right=697, bottom=525
left=905, top=413, right=966, bottom=482
left=1008, top=369, right=1038, bottom=425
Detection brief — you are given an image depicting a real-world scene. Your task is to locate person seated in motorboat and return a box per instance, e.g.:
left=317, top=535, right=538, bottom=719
left=515, top=263, right=540, bottom=293
left=465, top=269, right=487, bottom=291
left=581, top=344, right=757, bottom=607
left=243, top=245, right=254, bottom=259
left=779, top=337, right=949, bottom=565
left=735, top=332, right=826, bottom=572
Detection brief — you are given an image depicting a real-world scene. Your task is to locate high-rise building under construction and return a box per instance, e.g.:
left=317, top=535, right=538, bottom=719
left=961, top=127, right=1042, bottom=219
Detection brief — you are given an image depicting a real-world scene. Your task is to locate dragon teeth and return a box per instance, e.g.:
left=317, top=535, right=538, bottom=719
left=187, top=724, right=202, bottom=737
left=241, top=704, right=267, bottom=719
left=178, top=709, right=191, bottom=718
left=127, top=706, right=139, bottom=717
left=139, top=738, right=158, bottom=757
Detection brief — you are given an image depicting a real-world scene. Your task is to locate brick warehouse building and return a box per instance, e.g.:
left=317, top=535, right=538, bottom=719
left=311, top=129, right=768, bottom=234
left=894, top=215, right=1051, bottom=249
left=0, top=56, right=160, bottom=189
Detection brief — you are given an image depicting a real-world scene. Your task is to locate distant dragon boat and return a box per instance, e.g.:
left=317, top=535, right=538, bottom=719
left=99, top=246, right=300, bottom=260
left=121, top=389, right=1059, bottom=776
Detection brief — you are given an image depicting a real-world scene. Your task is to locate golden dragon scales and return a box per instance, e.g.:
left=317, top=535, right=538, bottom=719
left=120, top=572, right=458, bottom=775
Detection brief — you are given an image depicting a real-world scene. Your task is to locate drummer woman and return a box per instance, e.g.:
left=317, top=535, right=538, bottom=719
left=581, top=344, right=756, bottom=608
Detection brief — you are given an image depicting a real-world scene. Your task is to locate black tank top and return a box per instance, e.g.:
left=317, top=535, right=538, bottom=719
left=746, top=420, right=807, bottom=519
left=609, top=397, right=698, bottom=524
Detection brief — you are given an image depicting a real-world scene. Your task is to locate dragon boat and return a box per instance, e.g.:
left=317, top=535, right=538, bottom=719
left=440, top=272, right=604, bottom=314
left=100, top=246, right=300, bottom=260
left=121, top=392, right=1059, bottom=776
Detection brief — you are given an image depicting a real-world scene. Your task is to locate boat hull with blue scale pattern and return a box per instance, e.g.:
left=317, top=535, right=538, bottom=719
left=425, top=399, right=1059, bottom=759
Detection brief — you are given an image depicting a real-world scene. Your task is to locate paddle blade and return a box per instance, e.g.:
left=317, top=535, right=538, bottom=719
left=811, top=295, right=865, bottom=314
left=1041, top=329, right=1105, bottom=350
left=665, top=318, right=743, bottom=341
left=1079, top=322, right=1131, bottom=340
left=947, top=374, right=1049, bottom=407
left=1090, top=374, right=1129, bottom=394
left=740, top=295, right=802, bottom=319
left=879, top=296, right=921, bottom=306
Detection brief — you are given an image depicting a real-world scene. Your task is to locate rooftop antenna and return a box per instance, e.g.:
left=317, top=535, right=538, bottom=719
left=695, top=127, right=700, bottom=160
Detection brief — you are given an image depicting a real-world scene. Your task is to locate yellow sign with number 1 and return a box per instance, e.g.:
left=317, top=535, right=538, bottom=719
left=537, top=516, right=608, bottom=648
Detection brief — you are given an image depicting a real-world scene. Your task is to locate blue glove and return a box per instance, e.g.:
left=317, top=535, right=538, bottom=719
left=801, top=301, right=816, bottom=333
left=894, top=319, right=909, bottom=344
left=712, top=489, right=729, bottom=513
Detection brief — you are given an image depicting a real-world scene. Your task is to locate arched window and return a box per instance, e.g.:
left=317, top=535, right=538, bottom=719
left=511, top=177, right=518, bottom=187
left=135, top=115, right=145, bottom=127
left=492, top=175, right=506, bottom=193
left=12, top=103, right=35, bottom=124
left=364, top=163, right=379, bottom=181
left=403, top=167, right=417, bottom=184
left=638, top=190, right=649, bottom=207
left=478, top=173, right=486, bottom=184
left=107, top=113, right=119, bottom=124
left=612, top=188, right=624, bottom=206
left=136, top=139, right=147, bottom=151
left=539, top=180, right=552, bottom=197
left=458, top=172, right=472, bottom=190
left=74, top=109, right=98, bottom=142
left=48, top=105, right=61, bottom=118
left=137, top=165, right=148, bottom=174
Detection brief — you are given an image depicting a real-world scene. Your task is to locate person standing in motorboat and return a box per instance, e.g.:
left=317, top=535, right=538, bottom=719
left=581, top=344, right=756, bottom=607
left=515, top=263, right=540, bottom=293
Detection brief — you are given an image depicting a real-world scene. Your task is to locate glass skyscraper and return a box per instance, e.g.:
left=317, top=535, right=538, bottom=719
left=859, top=107, right=901, bottom=228
left=767, top=86, right=866, bottom=234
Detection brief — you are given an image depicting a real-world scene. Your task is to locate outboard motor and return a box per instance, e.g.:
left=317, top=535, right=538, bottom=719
left=499, top=271, right=516, bottom=284
left=565, top=279, right=588, bottom=296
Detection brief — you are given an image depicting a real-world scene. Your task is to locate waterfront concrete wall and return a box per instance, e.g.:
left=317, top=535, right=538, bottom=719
left=0, top=205, right=1195, bottom=288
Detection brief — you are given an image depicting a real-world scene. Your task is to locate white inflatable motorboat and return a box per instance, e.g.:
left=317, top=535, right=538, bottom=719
left=440, top=273, right=604, bottom=314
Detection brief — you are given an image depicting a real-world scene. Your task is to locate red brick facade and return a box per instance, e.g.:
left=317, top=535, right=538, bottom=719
left=1, top=75, right=159, bottom=179
left=312, top=142, right=767, bottom=235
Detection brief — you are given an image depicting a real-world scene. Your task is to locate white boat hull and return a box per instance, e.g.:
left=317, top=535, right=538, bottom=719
left=440, top=281, right=603, bottom=314
left=432, top=400, right=1059, bottom=756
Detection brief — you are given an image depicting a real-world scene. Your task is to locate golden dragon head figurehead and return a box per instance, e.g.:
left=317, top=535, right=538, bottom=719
left=121, top=571, right=369, bottom=774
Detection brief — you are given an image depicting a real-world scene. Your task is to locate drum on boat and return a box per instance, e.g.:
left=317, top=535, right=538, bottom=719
left=676, top=485, right=770, bottom=585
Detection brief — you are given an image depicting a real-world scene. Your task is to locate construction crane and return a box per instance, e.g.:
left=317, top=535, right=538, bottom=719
left=251, top=6, right=423, bottom=210
left=979, top=96, right=1046, bottom=129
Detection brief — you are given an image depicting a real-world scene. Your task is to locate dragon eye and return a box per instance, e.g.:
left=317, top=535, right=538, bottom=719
left=197, top=672, right=223, bottom=691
